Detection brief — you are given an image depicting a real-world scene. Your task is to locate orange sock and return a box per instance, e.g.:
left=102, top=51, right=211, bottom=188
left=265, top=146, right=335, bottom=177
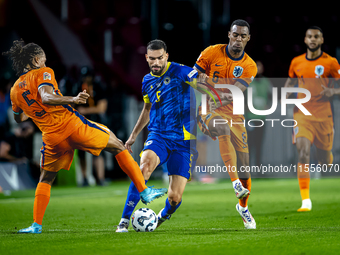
left=218, top=135, right=238, bottom=181
left=239, top=178, right=251, bottom=207
left=297, top=162, right=310, bottom=200
left=33, top=182, right=51, bottom=225
left=115, top=150, right=147, bottom=193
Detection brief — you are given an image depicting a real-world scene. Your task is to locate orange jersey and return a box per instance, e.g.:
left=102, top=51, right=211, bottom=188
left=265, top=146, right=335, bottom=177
left=10, top=67, right=84, bottom=146
left=195, top=44, right=257, bottom=115
left=288, top=52, right=340, bottom=121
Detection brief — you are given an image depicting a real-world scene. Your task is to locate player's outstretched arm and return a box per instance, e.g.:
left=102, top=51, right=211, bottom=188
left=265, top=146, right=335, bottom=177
left=191, top=67, right=209, bottom=90
left=125, top=102, right=151, bottom=153
left=39, top=86, right=90, bottom=105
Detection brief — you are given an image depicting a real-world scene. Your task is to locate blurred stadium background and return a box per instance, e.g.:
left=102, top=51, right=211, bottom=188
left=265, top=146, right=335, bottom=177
left=0, top=0, right=339, bottom=191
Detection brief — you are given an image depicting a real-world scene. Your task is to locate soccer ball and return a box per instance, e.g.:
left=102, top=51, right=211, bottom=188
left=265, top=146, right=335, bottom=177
left=131, top=208, right=158, bottom=232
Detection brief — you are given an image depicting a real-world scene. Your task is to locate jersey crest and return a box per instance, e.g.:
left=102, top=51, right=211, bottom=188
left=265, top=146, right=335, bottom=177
left=43, top=72, right=51, bottom=80
left=164, top=76, right=171, bottom=85
left=233, top=66, right=243, bottom=77
left=314, top=65, right=324, bottom=76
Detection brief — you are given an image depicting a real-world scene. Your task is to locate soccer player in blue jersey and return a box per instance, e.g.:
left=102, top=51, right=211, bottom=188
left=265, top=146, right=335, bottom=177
left=116, top=39, right=203, bottom=232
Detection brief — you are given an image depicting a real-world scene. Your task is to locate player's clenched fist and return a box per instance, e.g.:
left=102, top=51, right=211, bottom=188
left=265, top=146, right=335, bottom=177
left=74, top=90, right=90, bottom=104
left=125, top=137, right=136, bottom=154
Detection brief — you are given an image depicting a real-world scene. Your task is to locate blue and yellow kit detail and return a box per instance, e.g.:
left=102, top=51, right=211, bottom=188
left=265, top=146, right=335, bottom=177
left=142, top=62, right=198, bottom=141
left=141, top=62, right=199, bottom=180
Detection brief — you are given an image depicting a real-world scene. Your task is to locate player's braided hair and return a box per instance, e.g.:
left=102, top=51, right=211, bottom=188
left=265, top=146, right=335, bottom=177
left=2, top=39, right=44, bottom=76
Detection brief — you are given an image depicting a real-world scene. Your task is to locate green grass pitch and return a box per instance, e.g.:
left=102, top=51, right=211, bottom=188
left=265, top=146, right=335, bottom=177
left=1, top=178, right=340, bottom=255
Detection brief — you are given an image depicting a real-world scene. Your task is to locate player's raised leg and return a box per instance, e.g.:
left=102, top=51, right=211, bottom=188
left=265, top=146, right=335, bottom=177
left=296, top=137, right=312, bottom=211
left=116, top=149, right=161, bottom=232
left=17, top=169, right=57, bottom=234
left=104, top=132, right=167, bottom=205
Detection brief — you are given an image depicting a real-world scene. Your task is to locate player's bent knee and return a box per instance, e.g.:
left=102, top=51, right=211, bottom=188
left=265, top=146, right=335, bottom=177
left=104, top=131, right=125, bottom=155
left=140, top=163, right=153, bottom=180
left=296, top=138, right=311, bottom=161
left=298, top=149, right=310, bottom=163
left=318, top=154, right=330, bottom=165
left=168, top=193, right=182, bottom=205
left=39, top=169, right=57, bottom=185
left=214, top=122, right=230, bottom=136
left=140, top=150, right=159, bottom=180
left=319, top=158, right=330, bottom=165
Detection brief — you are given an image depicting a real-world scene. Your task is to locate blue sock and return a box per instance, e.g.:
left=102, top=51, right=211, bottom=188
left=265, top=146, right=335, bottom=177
left=121, top=180, right=148, bottom=220
left=161, top=198, right=182, bottom=218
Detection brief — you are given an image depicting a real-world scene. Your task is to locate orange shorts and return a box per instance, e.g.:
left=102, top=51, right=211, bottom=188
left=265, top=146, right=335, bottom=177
left=40, top=120, right=110, bottom=172
left=292, top=115, right=334, bottom=151
left=198, top=107, right=248, bottom=153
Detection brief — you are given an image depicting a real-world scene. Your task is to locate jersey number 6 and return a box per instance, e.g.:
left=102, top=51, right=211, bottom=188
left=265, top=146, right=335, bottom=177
left=212, top=71, right=219, bottom=83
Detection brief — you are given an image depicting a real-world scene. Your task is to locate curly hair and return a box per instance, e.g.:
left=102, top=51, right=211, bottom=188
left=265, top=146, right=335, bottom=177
left=2, top=39, right=44, bottom=76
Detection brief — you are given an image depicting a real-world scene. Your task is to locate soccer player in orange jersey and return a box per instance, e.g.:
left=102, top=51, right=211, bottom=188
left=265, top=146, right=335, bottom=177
left=2, top=40, right=167, bottom=234
left=194, top=19, right=257, bottom=229
left=284, top=26, right=340, bottom=212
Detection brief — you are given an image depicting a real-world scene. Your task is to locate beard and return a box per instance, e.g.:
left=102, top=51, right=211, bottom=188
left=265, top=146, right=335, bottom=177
left=306, top=43, right=321, bottom=52
left=150, top=64, right=165, bottom=76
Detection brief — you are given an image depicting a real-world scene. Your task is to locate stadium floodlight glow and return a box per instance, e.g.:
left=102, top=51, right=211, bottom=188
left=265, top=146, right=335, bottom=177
left=200, top=85, right=311, bottom=116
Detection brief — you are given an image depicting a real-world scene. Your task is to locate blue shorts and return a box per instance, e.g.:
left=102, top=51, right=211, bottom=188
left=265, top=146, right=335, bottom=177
left=143, top=133, right=198, bottom=180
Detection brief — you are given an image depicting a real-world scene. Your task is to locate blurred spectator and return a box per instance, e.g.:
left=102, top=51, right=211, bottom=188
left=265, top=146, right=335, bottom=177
left=55, top=64, right=78, bottom=97
left=105, top=78, right=126, bottom=138
left=75, top=66, right=108, bottom=186
left=0, top=76, right=11, bottom=140
left=104, top=77, right=132, bottom=180
left=246, top=61, right=273, bottom=167
left=0, top=121, right=34, bottom=163
left=0, top=75, right=39, bottom=180
left=0, top=119, right=40, bottom=181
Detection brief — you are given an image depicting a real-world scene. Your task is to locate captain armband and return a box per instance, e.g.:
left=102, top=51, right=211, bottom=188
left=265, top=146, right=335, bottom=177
left=143, top=94, right=150, bottom=103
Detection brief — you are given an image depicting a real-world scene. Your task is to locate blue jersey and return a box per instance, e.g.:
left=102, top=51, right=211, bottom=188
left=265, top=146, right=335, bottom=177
left=142, top=62, right=198, bottom=141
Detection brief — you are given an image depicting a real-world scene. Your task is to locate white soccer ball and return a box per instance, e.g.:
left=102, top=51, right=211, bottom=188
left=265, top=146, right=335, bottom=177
left=131, top=208, right=158, bottom=232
